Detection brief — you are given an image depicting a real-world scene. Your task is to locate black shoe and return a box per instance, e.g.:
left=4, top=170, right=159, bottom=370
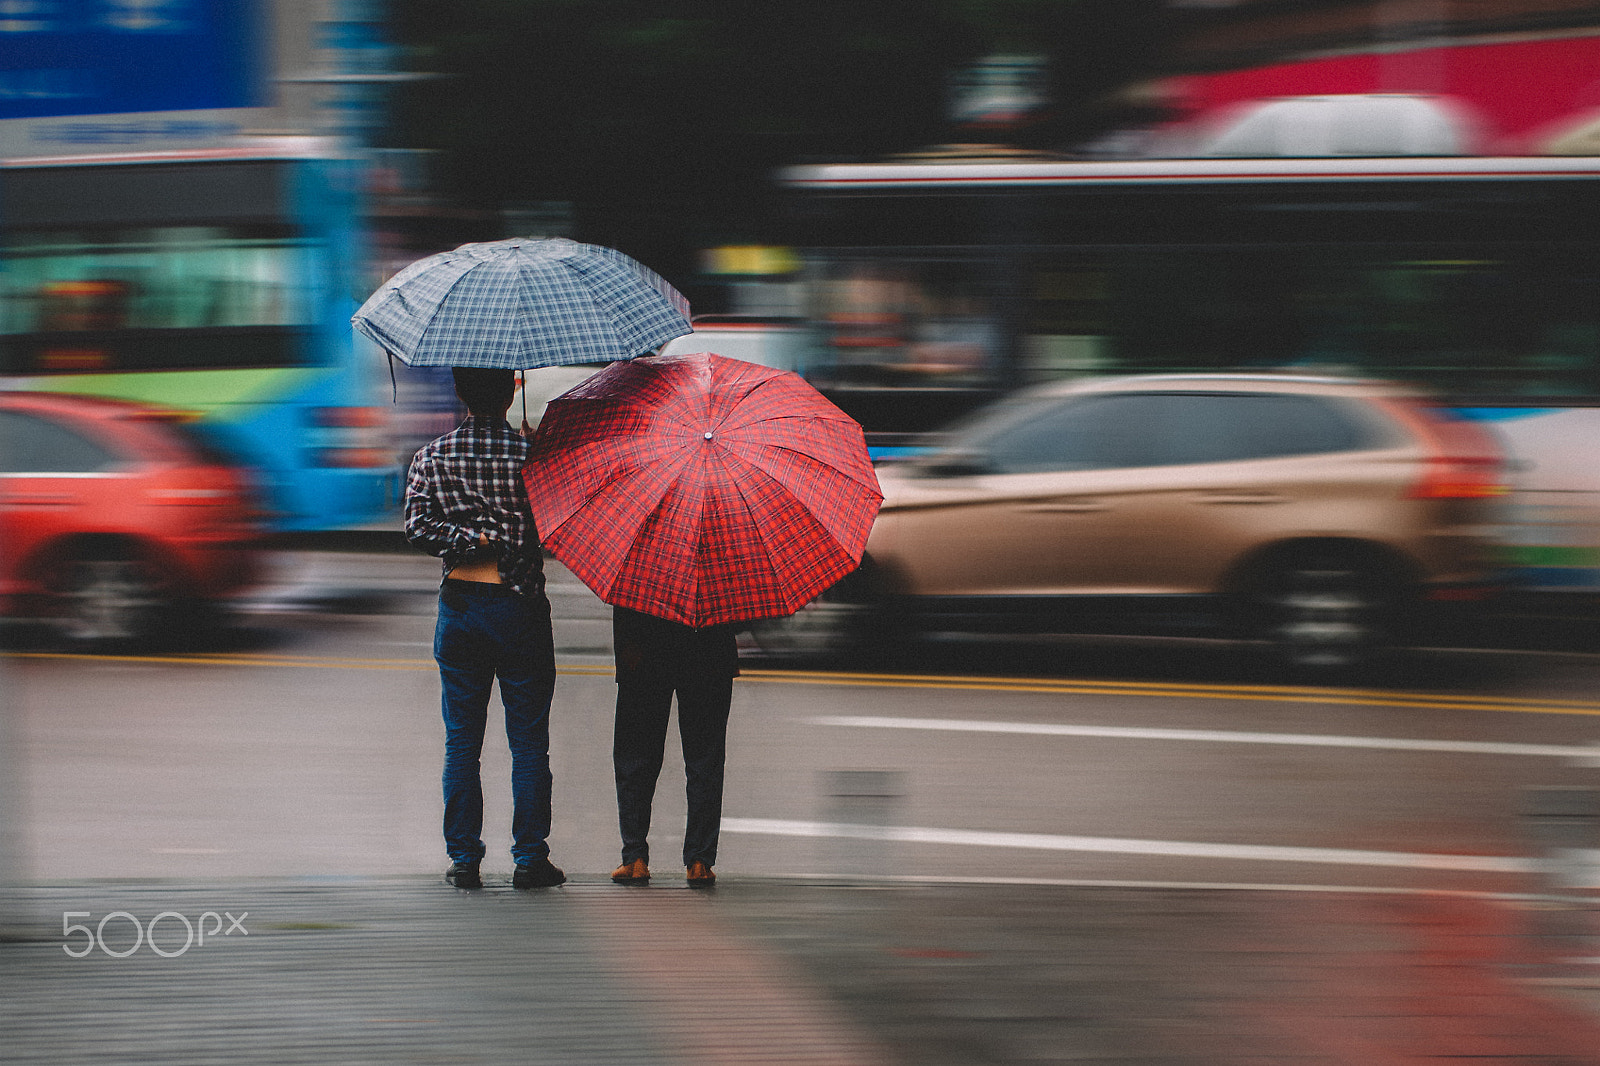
left=513, top=858, right=566, bottom=889
left=445, top=861, right=482, bottom=889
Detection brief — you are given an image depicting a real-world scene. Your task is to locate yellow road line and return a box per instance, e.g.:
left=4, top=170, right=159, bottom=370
left=4, top=651, right=433, bottom=671
left=748, top=667, right=1600, bottom=708
left=757, top=673, right=1600, bottom=717
left=8, top=650, right=1600, bottom=717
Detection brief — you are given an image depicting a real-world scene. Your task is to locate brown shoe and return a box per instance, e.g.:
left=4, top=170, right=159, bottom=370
left=611, top=859, right=650, bottom=885
left=686, top=861, right=716, bottom=887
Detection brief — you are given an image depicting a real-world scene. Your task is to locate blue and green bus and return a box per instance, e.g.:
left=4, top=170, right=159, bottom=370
left=0, top=141, right=397, bottom=531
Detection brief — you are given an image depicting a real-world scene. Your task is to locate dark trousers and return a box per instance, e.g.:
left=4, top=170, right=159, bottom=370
left=435, top=579, right=556, bottom=866
left=612, top=607, right=738, bottom=868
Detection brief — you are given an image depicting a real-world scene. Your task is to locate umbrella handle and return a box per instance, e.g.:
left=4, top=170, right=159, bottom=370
left=520, top=370, right=529, bottom=437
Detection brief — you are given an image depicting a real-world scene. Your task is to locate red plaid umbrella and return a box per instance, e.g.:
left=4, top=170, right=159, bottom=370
left=522, top=351, right=882, bottom=628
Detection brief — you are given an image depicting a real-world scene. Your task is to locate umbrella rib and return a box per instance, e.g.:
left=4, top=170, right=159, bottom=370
left=719, top=462, right=785, bottom=604
left=561, top=258, right=691, bottom=360
left=546, top=444, right=694, bottom=545
left=734, top=465, right=849, bottom=556
left=715, top=376, right=856, bottom=434
left=615, top=460, right=707, bottom=625
left=356, top=260, right=480, bottom=360
left=406, top=262, right=512, bottom=362
left=718, top=451, right=858, bottom=616
left=724, top=439, right=882, bottom=497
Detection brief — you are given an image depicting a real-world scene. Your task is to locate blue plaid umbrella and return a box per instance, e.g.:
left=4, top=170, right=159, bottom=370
left=352, top=237, right=693, bottom=369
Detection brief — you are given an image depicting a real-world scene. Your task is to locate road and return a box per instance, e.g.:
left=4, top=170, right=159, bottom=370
left=6, top=545, right=1600, bottom=896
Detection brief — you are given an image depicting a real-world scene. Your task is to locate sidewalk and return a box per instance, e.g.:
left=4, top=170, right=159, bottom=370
left=5, top=876, right=1600, bottom=1065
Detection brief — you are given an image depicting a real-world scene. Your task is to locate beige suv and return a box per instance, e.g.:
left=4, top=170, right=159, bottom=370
left=764, top=373, right=1506, bottom=670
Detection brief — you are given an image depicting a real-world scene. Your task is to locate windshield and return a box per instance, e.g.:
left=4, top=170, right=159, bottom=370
left=905, top=389, right=1072, bottom=472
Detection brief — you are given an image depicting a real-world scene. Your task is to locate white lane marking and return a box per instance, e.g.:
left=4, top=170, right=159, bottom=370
left=811, top=715, right=1594, bottom=759
left=151, top=847, right=232, bottom=855
left=721, top=818, right=1534, bottom=873
left=776, top=873, right=1572, bottom=900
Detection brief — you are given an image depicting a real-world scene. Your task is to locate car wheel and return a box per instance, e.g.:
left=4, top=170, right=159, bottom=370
left=49, top=549, right=173, bottom=648
left=1243, top=548, right=1405, bottom=674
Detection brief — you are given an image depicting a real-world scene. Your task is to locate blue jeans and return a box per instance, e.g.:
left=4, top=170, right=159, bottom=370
left=434, top=579, right=555, bottom=866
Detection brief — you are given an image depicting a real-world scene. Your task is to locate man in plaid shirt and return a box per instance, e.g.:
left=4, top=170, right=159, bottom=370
left=405, top=367, right=564, bottom=890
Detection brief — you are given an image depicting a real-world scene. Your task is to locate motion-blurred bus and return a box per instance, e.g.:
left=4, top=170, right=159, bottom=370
left=779, top=154, right=1600, bottom=594
left=0, top=141, right=395, bottom=532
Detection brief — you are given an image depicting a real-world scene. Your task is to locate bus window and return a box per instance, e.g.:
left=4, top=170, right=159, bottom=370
left=37, top=279, right=132, bottom=332
left=1024, top=266, right=1111, bottom=381
left=1020, top=247, right=1600, bottom=396
left=808, top=258, right=1001, bottom=388
left=3, top=226, right=311, bottom=337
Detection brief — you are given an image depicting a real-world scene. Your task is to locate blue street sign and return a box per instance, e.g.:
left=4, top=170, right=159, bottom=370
left=0, top=0, right=264, bottom=120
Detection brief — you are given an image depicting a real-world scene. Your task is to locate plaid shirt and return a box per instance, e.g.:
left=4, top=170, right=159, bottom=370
left=405, top=416, right=544, bottom=596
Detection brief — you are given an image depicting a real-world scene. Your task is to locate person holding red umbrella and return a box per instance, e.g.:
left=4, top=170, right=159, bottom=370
left=607, top=607, right=741, bottom=887
left=524, top=350, right=883, bottom=887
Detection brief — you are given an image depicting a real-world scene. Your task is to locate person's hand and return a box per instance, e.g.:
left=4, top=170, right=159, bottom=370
left=519, top=419, right=533, bottom=438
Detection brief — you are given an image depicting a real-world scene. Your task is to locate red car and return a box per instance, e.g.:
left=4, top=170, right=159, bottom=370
left=0, top=392, right=265, bottom=645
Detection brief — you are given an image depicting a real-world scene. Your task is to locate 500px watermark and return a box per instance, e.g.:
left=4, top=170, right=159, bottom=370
left=62, top=911, right=248, bottom=958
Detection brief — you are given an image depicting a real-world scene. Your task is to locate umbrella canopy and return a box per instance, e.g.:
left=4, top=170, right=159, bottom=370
left=524, top=351, right=882, bottom=628
left=351, top=237, right=692, bottom=369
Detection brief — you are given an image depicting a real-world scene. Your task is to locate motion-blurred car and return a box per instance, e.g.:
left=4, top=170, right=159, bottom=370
left=762, top=373, right=1507, bottom=670
left=0, top=392, right=265, bottom=646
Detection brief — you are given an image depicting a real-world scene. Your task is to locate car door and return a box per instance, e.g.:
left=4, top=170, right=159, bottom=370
left=1078, top=392, right=1384, bottom=594
left=0, top=408, right=122, bottom=597
left=885, top=393, right=1160, bottom=597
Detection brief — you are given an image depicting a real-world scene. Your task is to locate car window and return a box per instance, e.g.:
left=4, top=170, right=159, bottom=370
left=0, top=409, right=120, bottom=474
left=1152, top=393, right=1372, bottom=464
left=943, top=390, right=1376, bottom=476
left=982, top=395, right=1157, bottom=473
